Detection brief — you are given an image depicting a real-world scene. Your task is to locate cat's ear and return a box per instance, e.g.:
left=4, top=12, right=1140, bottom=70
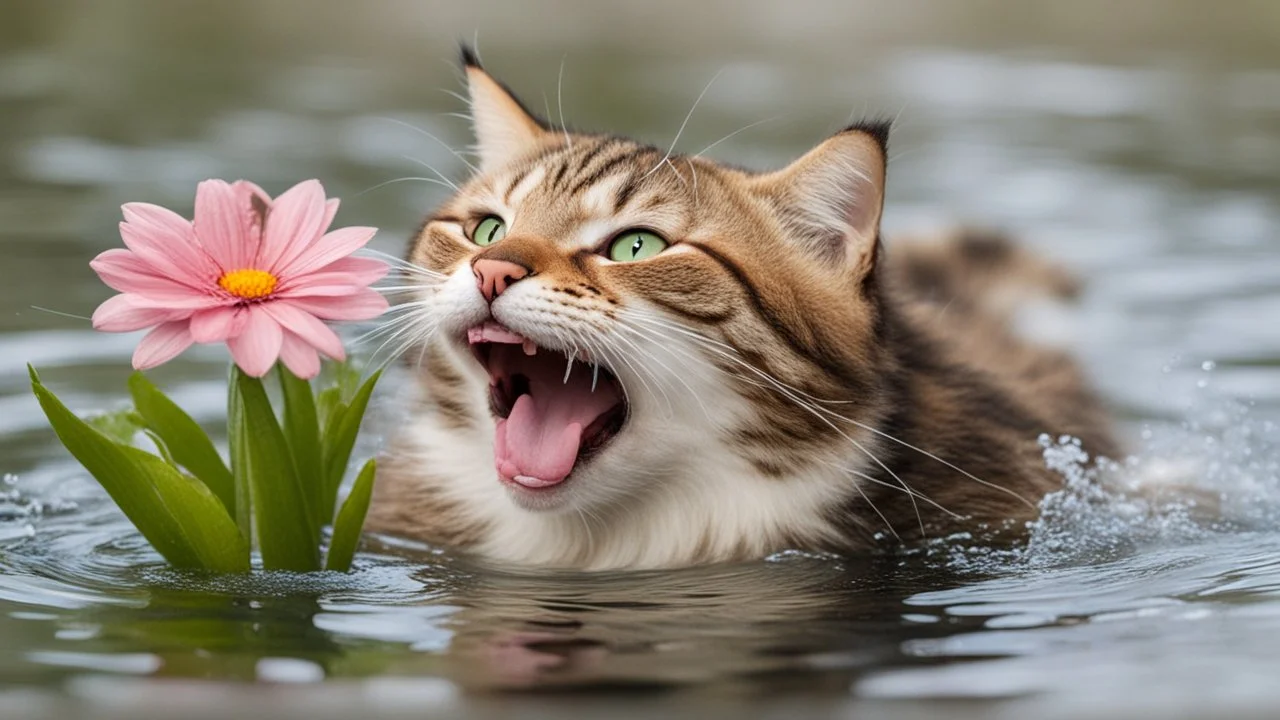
left=750, top=122, right=889, bottom=274
left=460, top=45, right=551, bottom=172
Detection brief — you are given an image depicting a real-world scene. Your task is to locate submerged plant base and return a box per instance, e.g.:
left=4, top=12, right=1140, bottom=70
left=29, top=362, right=381, bottom=573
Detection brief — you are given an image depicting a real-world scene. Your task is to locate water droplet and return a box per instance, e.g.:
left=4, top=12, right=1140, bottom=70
left=1197, top=379, right=1209, bottom=389
left=1201, top=360, right=1217, bottom=372
left=2, top=473, right=17, bottom=486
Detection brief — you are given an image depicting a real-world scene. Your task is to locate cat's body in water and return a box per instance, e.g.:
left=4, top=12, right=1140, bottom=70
left=365, top=49, right=1119, bottom=570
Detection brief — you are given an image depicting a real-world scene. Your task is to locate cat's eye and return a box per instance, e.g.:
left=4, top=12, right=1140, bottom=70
left=607, top=230, right=668, bottom=262
left=472, top=216, right=507, bottom=246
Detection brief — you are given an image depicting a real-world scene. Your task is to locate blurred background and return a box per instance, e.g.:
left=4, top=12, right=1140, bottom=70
left=2, top=1, right=1280, bottom=718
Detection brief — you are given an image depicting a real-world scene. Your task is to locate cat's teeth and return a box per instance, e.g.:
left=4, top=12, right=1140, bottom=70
left=522, top=340, right=538, bottom=356
left=563, top=356, right=574, bottom=385
left=591, top=364, right=599, bottom=393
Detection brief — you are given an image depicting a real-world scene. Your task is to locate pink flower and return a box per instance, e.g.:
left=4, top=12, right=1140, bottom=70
left=90, top=179, right=388, bottom=378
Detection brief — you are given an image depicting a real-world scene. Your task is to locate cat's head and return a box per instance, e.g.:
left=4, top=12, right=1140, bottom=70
left=402, top=50, right=892, bottom=525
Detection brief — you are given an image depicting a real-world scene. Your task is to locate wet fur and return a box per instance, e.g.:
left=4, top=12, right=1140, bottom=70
left=365, top=51, right=1119, bottom=570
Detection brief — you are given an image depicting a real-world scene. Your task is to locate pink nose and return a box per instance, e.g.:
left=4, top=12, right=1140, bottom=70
left=473, top=258, right=530, bottom=303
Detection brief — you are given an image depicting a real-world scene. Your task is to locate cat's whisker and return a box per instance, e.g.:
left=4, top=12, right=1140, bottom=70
left=611, top=324, right=718, bottom=423
left=644, top=68, right=723, bottom=178
left=373, top=284, right=444, bottom=295
left=623, top=312, right=926, bottom=535
left=359, top=321, right=427, bottom=361
left=354, top=176, right=454, bottom=198
left=360, top=249, right=448, bottom=278
left=814, top=456, right=962, bottom=520
left=400, top=154, right=460, bottom=192
left=375, top=116, right=478, bottom=172
left=355, top=306, right=437, bottom=355
left=439, top=87, right=471, bottom=107
left=813, top=458, right=903, bottom=540
left=626, top=311, right=854, bottom=404
left=373, top=317, right=440, bottom=372
left=556, top=55, right=572, bottom=149
left=627, top=310, right=1033, bottom=513
left=573, top=325, right=662, bottom=417
left=601, top=327, right=676, bottom=419
left=692, top=115, right=784, bottom=159
left=685, top=157, right=699, bottom=206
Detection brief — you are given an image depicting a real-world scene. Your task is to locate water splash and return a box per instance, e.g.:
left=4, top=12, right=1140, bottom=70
left=934, top=371, right=1280, bottom=574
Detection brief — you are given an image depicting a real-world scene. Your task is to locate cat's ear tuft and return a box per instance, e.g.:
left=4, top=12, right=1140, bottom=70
left=459, top=44, right=551, bottom=172
left=751, top=120, right=889, bottom=274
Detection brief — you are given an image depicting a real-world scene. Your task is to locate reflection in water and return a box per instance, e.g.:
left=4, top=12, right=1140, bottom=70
left=1, top=0, right=1280, bottom=716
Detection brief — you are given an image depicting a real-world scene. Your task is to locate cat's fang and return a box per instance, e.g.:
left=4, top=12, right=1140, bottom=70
left=470, top=331, right=629, bottom=493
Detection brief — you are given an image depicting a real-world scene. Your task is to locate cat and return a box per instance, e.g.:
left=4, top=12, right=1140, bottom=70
left=364, top=47, right=1120, bottom=570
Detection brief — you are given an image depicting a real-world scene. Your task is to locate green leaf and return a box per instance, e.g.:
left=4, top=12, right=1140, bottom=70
left=142, top=429, right=178, bottom=467
left=85, top=409, right=146, bottom=446
left=320, top=370, right=381, bottom=522
left=129, top=372, right=236, bottom=518
left=235, top=371, right=319, bottom=572
left=227, top=367, right=252, bottom=541
left=325, top=459, right=376, bottom=572
left=331, top=360, right=362, bottom=403
left=316, top=386, right=343, bottom=434
left=277, top=366, right=326, bottom=529
left=30, top=366, right=249, bottom=573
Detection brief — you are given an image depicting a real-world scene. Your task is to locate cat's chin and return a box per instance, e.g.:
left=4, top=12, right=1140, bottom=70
left=465, top=320, right=628, bottom=509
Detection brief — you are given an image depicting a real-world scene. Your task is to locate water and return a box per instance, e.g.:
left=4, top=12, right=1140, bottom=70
left=2, top=1, right=1279, bottom=717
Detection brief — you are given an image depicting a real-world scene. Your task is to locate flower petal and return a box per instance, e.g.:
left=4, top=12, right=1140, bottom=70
left=132, top=321, right=195, bottom=370
left=260, top=180, right=328, bottom=274
left=193, top=179, right=250, bottom=270
left=261, top=302, right=346, bottom=361
left=120, top=203, right=221, bottom=281
left=121, top=202, right=192, bottom=238
left=117, top=220, right=209, bottom=289
left=286, top=257, right=389, bottom=289
left=279, top=226, right=376, bottom=278
left=321, top=198, right=339, bottom=232
left=231, top=179, right=271, bottom=209
left=279, top=290, right=389, bottom=321
left=279, top=330, right=321, bottom=379
left=90, top=248, right=207, bottom=298
left=189, top=306, right=250, bottom=343
left=226, top=307, right=283, bottom=377
left=92, top=294, right=192, bottom=332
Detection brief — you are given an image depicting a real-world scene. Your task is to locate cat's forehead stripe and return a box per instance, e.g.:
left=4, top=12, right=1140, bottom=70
left=580, top=174, right=625, bottom=217
left=505, top=165, right=546, bottom=207
left=566, top=145, right=652, bottom=197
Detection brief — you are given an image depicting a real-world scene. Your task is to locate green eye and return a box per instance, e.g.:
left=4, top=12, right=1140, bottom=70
left=472, top=216, right=507, bottom=246
left=608, top=230, right=668, bottom=262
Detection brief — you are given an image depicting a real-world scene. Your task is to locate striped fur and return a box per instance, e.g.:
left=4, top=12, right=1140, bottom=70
left=365, top=51, right=1119, bottom=570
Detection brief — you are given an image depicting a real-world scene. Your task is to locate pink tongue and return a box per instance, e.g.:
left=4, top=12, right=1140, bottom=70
left=493, top=365, right=619, bottom=489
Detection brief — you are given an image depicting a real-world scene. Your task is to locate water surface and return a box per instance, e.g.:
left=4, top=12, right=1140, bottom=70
left=2, top=2, right=1280, bottom=717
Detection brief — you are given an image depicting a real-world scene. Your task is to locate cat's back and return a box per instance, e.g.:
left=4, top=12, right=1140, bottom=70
left=863, top=229, right=1120, bottom=533
left=889, top=229, right=1110, bottom=434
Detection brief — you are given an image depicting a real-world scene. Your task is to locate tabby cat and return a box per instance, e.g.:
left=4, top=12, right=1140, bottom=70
left=365, top=49, right=1119, bottom=570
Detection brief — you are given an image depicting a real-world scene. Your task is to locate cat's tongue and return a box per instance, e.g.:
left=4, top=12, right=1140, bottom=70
left=488, top=339, right=619, bottom=490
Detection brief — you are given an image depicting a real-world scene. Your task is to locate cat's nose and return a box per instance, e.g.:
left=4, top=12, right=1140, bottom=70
left=473, top=258, right=530, bottom=303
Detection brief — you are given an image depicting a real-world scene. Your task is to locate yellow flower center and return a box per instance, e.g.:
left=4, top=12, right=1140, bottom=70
left=218, top=268, right=278, bottom=300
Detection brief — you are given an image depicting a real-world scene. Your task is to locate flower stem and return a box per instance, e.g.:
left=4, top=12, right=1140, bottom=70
left=227, top=365, right=253, bottom=542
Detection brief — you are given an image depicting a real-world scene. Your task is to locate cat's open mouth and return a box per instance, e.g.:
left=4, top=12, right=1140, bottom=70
left=466, top=320, right=627, bottom=493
